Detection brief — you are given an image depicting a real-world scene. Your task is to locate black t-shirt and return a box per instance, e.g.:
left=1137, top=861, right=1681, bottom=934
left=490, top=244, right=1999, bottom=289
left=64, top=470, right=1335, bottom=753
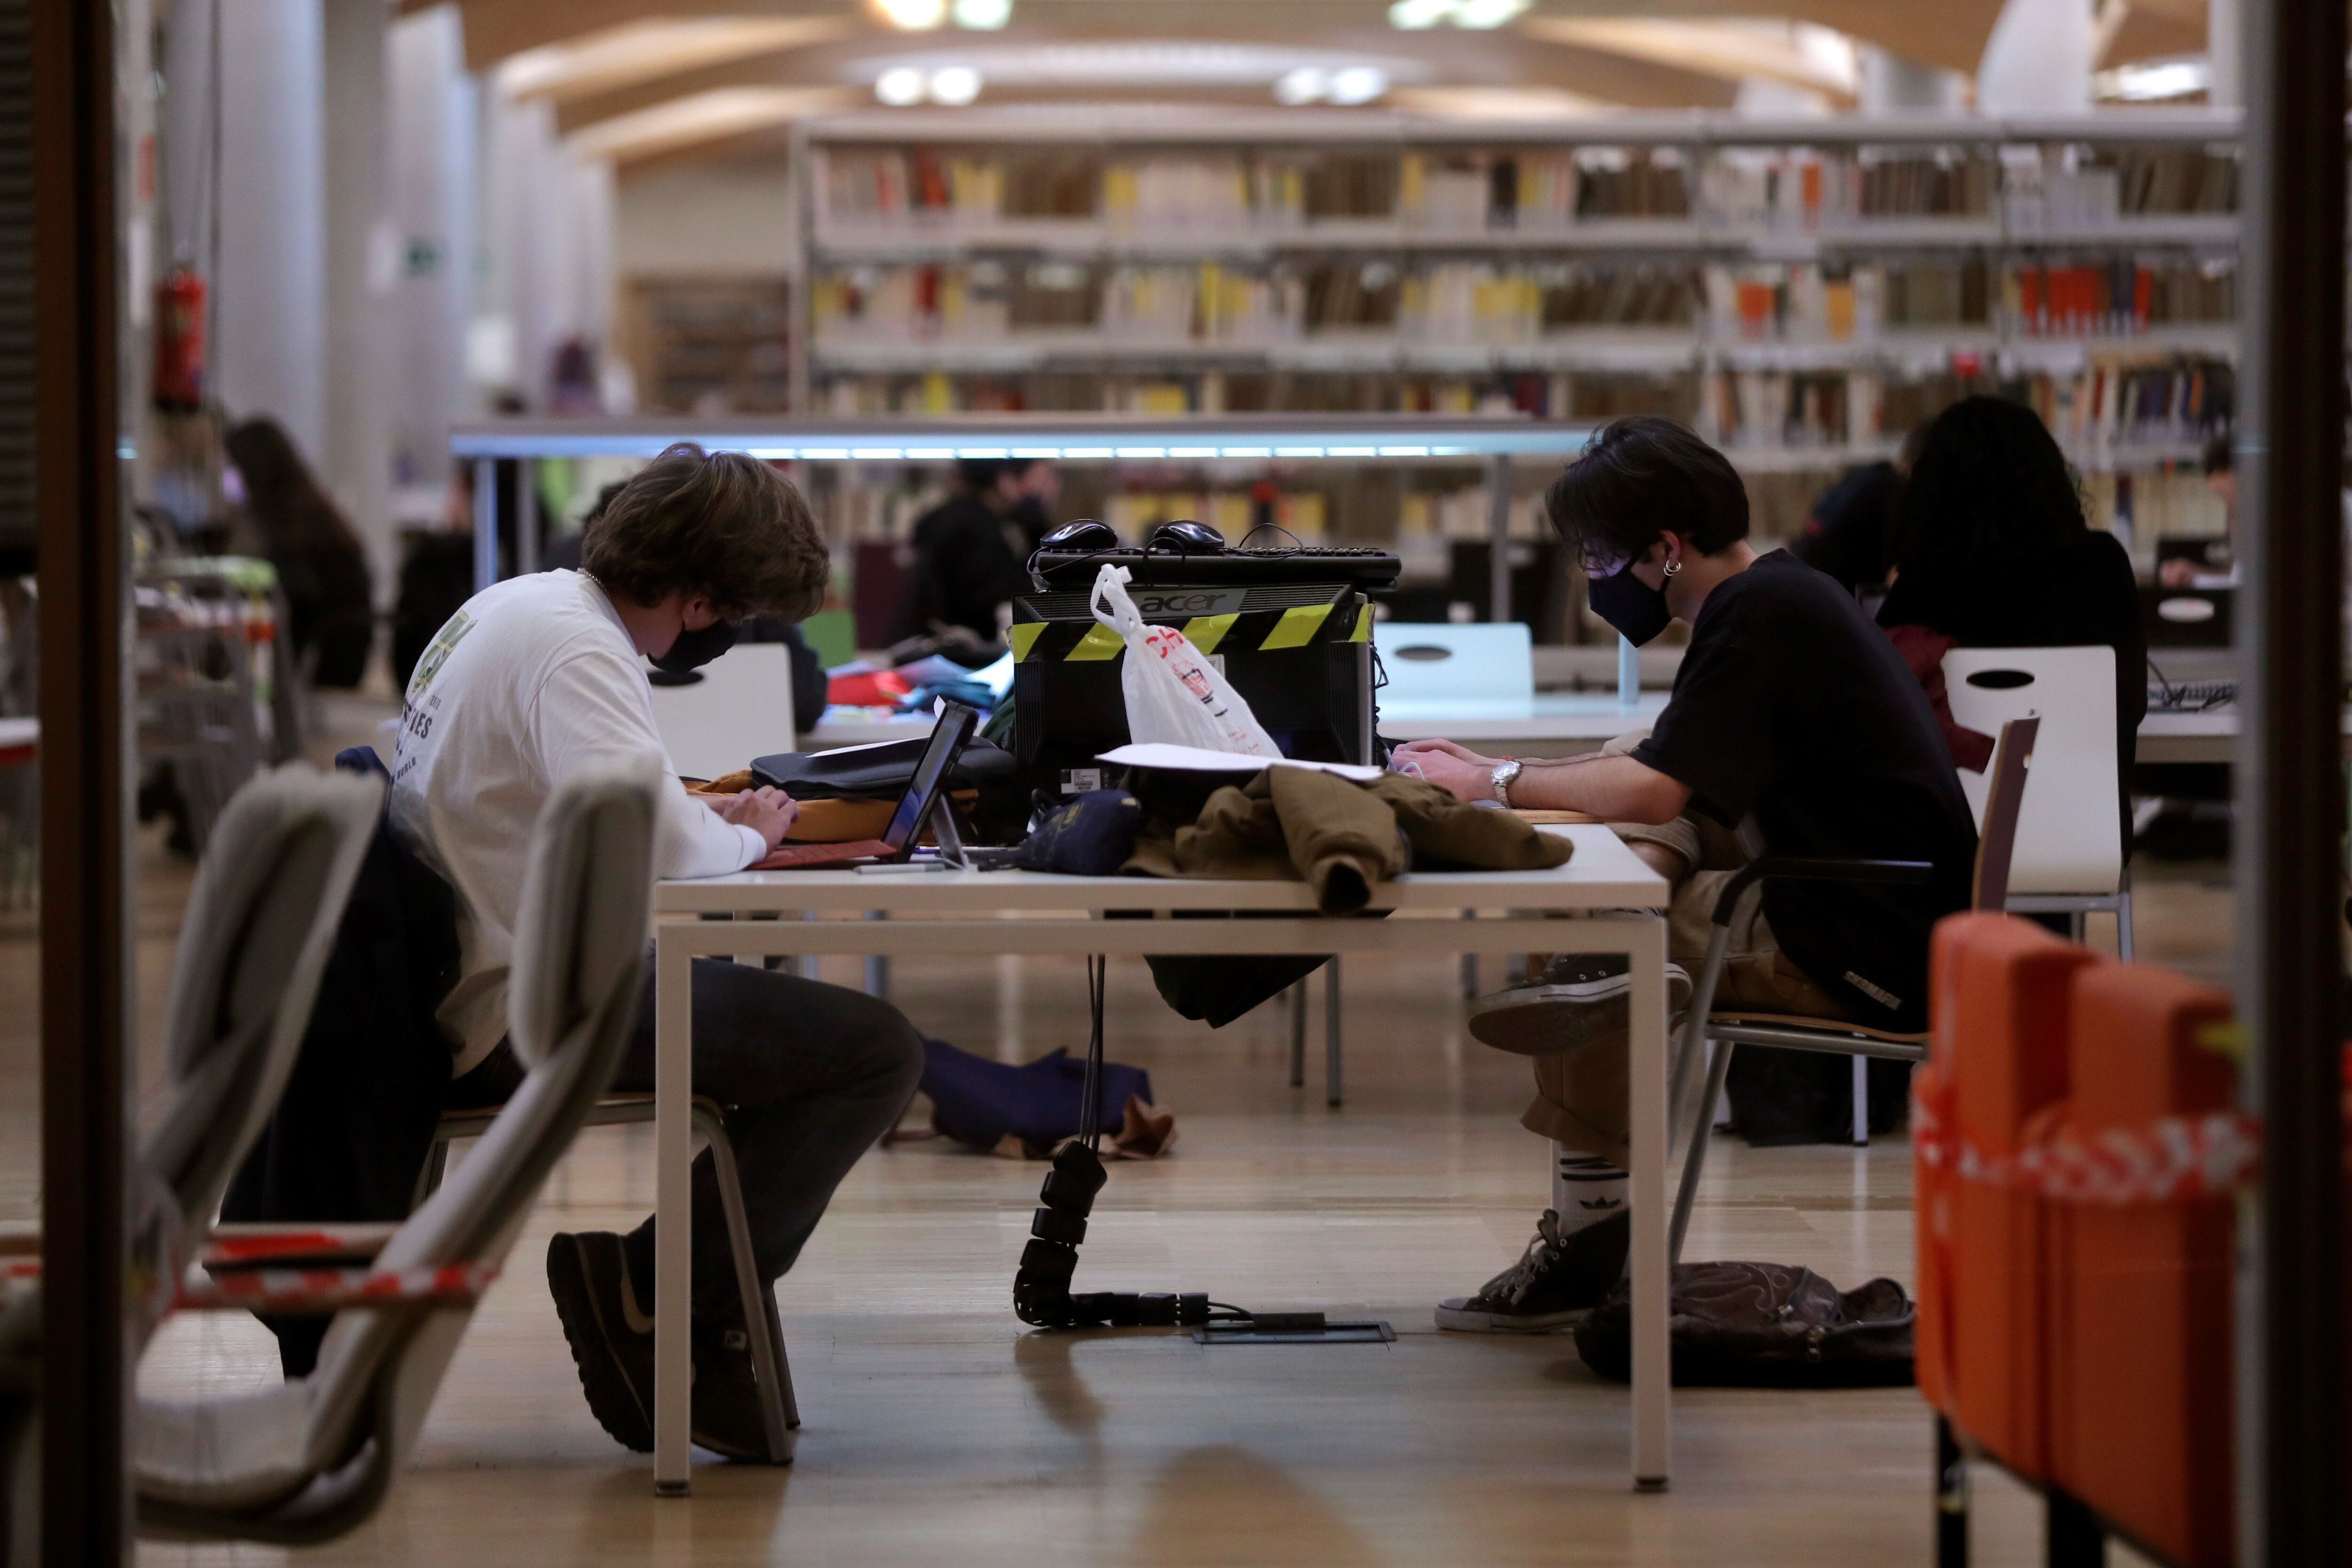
left=1632, top=549, right=1979, bottom=1031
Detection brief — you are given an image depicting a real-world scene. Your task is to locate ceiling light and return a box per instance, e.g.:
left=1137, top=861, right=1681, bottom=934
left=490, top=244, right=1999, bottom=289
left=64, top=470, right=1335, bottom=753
left=1274, top=66, right=1326, bottom=105
left=927, top=64, right=983, bottom=104
left=1327, top=66, right=1387, bottom=104
left=1452, top=0, right=1530, bottom=29
left=874, top=65, right=926, bottom=104
left=873, top=0, right=948, bottom=31
left=1388, top=0, right=1453, bottom=28
left=951, top=0, right=1013, bottom=28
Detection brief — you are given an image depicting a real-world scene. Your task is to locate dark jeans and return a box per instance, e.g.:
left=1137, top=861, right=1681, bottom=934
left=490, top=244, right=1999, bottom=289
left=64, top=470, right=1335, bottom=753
left=454, top=955, right=923, bottom=1322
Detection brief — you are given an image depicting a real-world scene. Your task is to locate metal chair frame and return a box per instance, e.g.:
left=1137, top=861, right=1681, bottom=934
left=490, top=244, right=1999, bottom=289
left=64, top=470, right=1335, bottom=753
left=1667, top=718, right=2040, bottom=1264
left=418, top=1092, right=800, bottom=1459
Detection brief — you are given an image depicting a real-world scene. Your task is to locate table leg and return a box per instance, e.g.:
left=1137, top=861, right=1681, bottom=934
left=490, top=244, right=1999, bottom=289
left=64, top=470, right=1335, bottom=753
left=1624, top=914, right=1671, bottom=1491
left=654, top=931, right=693, bottom=1495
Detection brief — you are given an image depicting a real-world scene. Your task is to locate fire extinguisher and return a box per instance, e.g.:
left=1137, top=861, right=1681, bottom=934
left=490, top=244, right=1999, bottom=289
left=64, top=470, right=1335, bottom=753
left=152, top=265, right=206, bottom=411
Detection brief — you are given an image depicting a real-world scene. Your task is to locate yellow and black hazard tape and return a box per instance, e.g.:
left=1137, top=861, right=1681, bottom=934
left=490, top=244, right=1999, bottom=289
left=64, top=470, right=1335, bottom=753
left=1010, top=602, right=1373, bottom=663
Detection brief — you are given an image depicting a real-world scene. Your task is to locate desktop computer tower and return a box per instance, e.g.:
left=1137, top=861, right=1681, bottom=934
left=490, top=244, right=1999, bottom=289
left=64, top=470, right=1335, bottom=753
left=1009, top=576, right=1377, bottom=797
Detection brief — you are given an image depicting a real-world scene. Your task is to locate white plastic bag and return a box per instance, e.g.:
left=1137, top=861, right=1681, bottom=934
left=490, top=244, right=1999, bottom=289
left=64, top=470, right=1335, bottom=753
left=1091, top=564, right=1280, bottom=758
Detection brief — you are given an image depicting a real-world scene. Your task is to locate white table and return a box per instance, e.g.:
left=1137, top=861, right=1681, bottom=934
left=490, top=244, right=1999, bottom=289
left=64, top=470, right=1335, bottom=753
left=2135, top=706, right=2352, bottom=765
left=648, top=826, right=1674, bottom=1495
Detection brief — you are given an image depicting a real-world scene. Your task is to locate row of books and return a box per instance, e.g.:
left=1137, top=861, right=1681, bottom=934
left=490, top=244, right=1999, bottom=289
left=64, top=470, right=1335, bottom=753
left=1701, top=357, right=2232, bottom=452
left=814, top=255, right=2232, bottom=345
left=816, top=146, right=2241, bottom=232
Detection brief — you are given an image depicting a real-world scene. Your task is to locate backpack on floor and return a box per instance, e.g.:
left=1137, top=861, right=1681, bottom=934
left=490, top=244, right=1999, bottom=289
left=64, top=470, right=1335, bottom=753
left=1573, top=1261, right=1915, bottom=1387
left=920, top=1036, right=1155, bottom=1153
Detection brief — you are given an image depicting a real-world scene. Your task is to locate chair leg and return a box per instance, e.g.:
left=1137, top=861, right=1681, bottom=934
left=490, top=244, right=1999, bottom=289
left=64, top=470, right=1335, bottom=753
left=1288, top=979, right=1306, bottom=1088
left=693, top=1102, right=799, bottom=1454
left=1324, top=958, right=1343, bottom=1109
left=2044, top=1486, right=2106, bottom=1568
left=1851, top=1054, right=1869, bottom=1148
left=410, top=1138, right=450, bottom=1214
left=1669, top=1036, right=1736, bottom=1266
left=1460, top=911, right=1478, bottom=998
left=1936, top=1415, right=1970, bottom=1568
left=2114, top=886, right=2134, bottom=961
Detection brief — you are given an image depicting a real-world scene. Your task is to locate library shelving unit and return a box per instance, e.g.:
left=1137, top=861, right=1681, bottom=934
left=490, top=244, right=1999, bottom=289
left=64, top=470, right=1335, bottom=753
left=789, top=107, right=2243, bottom=483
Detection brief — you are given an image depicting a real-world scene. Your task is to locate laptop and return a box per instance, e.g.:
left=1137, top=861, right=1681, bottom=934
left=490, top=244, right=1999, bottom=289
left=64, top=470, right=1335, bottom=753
left=752, top=702, right=980, bottom=870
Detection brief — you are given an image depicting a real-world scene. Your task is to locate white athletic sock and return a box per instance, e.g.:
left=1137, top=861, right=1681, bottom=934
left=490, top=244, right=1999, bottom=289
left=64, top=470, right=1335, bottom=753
left=1549, top=1140, right=1628, bottom=1236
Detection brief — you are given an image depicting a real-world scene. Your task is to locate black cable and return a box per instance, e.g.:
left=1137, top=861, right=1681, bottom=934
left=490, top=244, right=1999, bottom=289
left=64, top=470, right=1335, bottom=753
left=1079, top=954, right=1106, bottom=1151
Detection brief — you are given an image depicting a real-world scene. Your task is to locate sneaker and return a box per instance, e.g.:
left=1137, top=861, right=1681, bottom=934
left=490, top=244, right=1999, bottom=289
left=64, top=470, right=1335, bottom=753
left=1434, top=1209, right=1631, bottom=1333
left=688, top=1307, right=790, bottom=1464
left=547, top=1232, right=655, bottom=1452
left=545, top=1231, right=790, bottom=1464
left=1464, top=955, right=1692, bottom=1057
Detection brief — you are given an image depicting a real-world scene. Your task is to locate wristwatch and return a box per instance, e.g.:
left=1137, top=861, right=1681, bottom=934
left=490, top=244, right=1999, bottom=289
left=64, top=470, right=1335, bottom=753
left=1489, top=759, right=1523, bottom=808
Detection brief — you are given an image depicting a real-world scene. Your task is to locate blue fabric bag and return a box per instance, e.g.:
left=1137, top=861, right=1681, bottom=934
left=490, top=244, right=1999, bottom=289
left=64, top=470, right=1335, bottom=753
left=921, top=1035, right=1153, bottom=1151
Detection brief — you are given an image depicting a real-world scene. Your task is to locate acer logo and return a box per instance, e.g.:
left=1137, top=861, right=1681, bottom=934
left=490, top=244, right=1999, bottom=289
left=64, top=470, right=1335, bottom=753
left=1134, top=588, right=1245, bottom=617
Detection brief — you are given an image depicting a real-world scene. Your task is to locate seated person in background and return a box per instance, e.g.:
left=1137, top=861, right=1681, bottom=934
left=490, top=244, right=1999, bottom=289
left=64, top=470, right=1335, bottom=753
left=897, top=457, right=1054, bottom=645
left=1789, top=424, right=1920, bottom=598
left=1875, top=395, right=2144, bottom=838
left=224, top=416, right=375, bottom=688
left=394, top=442, right=923, bottom=1458
left=1394, top=417, right=1977, bottom=1331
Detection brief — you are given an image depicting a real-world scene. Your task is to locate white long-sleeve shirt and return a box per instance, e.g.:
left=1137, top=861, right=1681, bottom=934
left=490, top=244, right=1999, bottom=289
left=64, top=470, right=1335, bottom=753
left=390, top=568, right=764, bottom=1072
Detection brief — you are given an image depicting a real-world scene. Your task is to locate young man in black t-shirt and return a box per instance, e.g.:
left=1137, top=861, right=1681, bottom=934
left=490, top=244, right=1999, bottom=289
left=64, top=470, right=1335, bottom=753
left=1395, top=417, right=1977, bottom=1331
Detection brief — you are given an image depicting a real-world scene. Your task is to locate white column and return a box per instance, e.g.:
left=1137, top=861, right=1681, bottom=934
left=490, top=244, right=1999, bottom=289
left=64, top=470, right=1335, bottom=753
left=213, top=0, right=329, bottom=459
left=2207, top=0, right=2241, bottom=109
left=323, top=0, right=396, bottom=594
left=1977, top=0, right=2093, bottom=116
left=389, top=4, right=478, bottom=498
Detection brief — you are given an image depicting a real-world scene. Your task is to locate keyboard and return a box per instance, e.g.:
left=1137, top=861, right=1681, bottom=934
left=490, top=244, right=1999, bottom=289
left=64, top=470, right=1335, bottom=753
left=2146, top=679, right=2238, bottom=712
left=1030, top=545, right=1401, bottom=592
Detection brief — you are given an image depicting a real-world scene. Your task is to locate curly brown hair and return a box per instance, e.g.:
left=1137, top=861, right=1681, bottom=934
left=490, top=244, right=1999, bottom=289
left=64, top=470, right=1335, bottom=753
left=581, top=443, right=828, bottom=620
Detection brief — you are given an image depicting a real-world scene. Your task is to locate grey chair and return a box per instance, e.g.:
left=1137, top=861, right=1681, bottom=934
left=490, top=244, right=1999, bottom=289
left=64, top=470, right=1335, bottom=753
left=0, top=764, right=383, bottom=1565
left=132, top=761, right=659, bottom=1544
left=1667, top=717, right=2039, bottom=1264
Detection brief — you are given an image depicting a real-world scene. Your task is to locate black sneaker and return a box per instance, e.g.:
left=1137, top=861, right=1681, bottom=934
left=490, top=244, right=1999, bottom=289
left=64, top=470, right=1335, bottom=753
left=546, top=1232, right=790, bottom=1463
left=1434, top=1209, right=1631, bottom=1333
left=1464, top=955, right=1692, bottom=1057
left=689, top=1307, right=790, bottom=1465
left=547, top=1231, right=655, bottom=1452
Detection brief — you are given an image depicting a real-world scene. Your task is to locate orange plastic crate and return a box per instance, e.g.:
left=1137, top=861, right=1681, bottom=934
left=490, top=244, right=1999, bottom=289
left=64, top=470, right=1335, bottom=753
left=1916, top=913, right=2101, bottom=1479
left=2048, top=962, right=2234, bottom=1568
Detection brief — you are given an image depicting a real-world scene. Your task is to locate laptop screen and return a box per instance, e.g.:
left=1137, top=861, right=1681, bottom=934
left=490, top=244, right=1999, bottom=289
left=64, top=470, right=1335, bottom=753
left=880, top=702, right=980, bottom=856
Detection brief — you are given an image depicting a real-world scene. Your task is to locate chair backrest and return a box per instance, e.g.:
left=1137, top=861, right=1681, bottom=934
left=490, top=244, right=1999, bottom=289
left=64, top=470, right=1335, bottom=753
left=646, top=641, right=796, bottom=779
left=137, top=764, right=381, bottom=1335
left=282, top=758, right=657, bottom=1531
left=1942, top=645, right=2121, bottom=896
left=1371, top=622, right=1534, bottom=717
left=1971, top=716, right=2038, bottom=914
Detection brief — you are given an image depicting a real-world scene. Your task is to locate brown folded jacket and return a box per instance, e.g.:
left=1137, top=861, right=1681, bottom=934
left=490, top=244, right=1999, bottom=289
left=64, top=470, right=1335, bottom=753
left=1124, top=766, right=1573, bottom=913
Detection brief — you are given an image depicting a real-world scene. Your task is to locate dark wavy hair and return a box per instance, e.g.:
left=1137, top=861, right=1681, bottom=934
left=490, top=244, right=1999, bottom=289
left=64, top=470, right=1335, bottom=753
left=582, top=443, right=828, bottom=621
left=1543, top=416, right=1749, bottom=566
left=1892, top=397, right=2085, bottom=578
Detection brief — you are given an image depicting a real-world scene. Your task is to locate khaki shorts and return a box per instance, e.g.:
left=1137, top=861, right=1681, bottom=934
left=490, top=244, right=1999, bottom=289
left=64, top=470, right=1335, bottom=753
left=1518, top=759, right=1849, bottom=1163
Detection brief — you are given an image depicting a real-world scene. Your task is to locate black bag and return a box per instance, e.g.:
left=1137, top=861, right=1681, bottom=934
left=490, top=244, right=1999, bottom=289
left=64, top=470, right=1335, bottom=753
left=753, top=734, right=1027, bottom=842
left=1572, top=1261, right=1915, bottom=1387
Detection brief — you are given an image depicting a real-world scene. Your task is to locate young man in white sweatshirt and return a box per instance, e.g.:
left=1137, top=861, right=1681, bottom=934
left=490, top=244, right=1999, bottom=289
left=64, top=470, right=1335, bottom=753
left=392, top=442, right=922, bottom=1459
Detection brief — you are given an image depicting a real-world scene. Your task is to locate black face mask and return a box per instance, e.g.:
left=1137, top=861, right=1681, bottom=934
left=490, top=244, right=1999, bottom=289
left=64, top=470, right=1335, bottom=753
left=1587, top=561, right=1673, bottom=646
left=651, top=617, right=739, bottom=675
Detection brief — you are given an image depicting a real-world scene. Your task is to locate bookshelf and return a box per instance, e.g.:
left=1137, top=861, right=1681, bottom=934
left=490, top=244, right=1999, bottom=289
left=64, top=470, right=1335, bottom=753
left=789, top=108, right=2245, bottom=488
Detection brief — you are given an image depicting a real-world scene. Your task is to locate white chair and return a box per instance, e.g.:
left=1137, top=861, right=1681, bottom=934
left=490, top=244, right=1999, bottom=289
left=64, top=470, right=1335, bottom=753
left=646, top=642, right=797, bottom=780
left=1941, top=645, right=2132, bottom=958
left=0, top=764, right=383, bottom=1565
left=133, top=761, right=659, bottom=1544
left=1372, top=621, right=1535, bottom=720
